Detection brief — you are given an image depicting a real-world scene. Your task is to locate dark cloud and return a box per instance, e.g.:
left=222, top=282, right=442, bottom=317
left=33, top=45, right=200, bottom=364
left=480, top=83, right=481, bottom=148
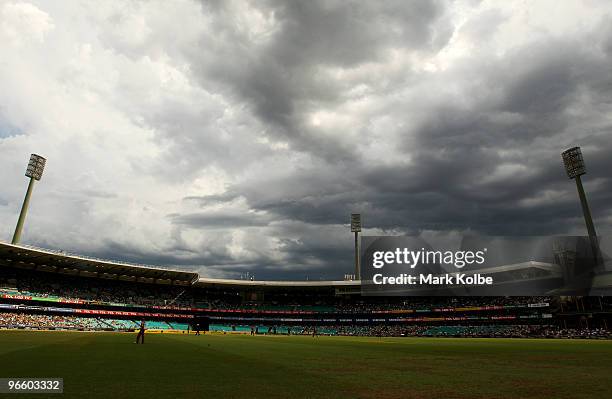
left=183, top=193, right=239, bottom=206
left=3, top=1, right=612, bottom=280
left=170, top=211, right=271, bottom=228
left=194, top=22, right=612, bottom=243
left=264, top=0, right=448, bottom=66
left=185, top=0, right=453, bottom=161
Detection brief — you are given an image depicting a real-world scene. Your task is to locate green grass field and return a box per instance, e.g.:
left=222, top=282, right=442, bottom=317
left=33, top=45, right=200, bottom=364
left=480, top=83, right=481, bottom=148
left=1, top=331, right=611, bottom=399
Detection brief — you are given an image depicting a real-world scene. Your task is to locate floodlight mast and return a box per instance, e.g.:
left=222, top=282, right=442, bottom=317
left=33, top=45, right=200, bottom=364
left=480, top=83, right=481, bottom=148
left=561, top=146, right=602, bottom=274
left=350, top=213, right=362, bottom=280
left=562, top=147, right=597, bottom=239
left=12, top=154, right=46, bottom=245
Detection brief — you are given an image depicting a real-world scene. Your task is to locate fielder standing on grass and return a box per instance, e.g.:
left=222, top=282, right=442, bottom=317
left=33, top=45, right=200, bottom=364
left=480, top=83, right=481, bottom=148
left=135, top=320, right=146, bottom=344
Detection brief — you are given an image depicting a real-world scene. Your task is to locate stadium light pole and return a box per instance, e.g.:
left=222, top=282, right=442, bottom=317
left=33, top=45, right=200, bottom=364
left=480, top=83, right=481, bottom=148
left=351, top=213, right=362, bottom=280
left=11, top=154, right=46, bottom=245
left=561, top=147, right=599, bottom=264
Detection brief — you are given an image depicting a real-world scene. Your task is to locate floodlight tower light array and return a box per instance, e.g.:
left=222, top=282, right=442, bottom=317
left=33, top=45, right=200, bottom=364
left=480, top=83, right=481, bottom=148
left=562, top=147, right=586, bottom=179
left=11, top=154, right=46, bottom=245
left=25, top=154, right=46, bottom=181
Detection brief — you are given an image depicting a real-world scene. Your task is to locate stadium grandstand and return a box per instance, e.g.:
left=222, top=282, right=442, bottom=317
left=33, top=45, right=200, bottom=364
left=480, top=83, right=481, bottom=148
left=1, top=241, right=610, bottom=338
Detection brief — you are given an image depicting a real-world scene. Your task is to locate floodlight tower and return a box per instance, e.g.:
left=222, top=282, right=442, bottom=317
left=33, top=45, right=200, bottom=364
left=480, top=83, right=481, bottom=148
left=561, top=146, right=601, bottom=273
left=350, top=213, right=362, bottom=280
left=11, top=154, right=46, bottom=245
left=562, top=147, right=596, bottom=239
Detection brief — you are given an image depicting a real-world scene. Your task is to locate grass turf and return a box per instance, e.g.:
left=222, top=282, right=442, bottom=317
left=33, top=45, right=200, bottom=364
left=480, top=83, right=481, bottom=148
left=0, top=331, right=611, bottom=399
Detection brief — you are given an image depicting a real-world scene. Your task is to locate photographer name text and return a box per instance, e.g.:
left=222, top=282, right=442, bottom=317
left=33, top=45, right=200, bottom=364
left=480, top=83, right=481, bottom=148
left=372, top=273, right=493, bottom=286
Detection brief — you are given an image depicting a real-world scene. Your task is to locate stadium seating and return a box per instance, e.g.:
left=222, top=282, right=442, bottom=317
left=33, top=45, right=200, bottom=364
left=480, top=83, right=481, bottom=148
left=1, top=259, right=610, bottom=338
left=145, top=321, right=173, bottom=330
left=168, top=322, right=189, bottom=330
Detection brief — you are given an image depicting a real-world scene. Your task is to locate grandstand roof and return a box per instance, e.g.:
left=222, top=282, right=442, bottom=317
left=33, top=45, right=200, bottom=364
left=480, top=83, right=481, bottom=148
left=464, top=261, right=562, bottom=276
left=2, top=241, right=608, bottom=293
left=0, top=241, right=361, bottom=289
left=195, top=277, right=360, bottom=288
left=0, top=241, right=198, bottom=285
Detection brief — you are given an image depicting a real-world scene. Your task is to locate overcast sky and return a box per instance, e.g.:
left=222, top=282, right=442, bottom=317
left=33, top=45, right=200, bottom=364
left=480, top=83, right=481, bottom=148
left=1, top=0, right=611, bottom=280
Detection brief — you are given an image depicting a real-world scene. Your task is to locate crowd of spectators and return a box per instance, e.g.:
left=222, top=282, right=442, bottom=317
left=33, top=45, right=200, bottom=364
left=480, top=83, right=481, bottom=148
left=2, top=312, right=611, bottom=339
left=328, top=324, right=551, bottom=337
left=218, top=323, right=612, bottom=339
left=0, top=312, right=103, bottom=330
left=254, top=324, right=611, bottom=339
left=0, top=313, right=149, bottom=331
left=1, top=268, right=192, bottom=308
left=1, top=267, right=555, bottom=313
left=324, top=296, right=552, bottom=313
left=540, top=328, right=611, bottom=339
left=193, top=296, right=552, bottom=314
left=2, top=274, right=552, bottom=314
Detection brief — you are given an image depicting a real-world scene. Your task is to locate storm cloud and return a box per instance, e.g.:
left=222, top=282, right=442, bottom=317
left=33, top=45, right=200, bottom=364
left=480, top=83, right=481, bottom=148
left=1, top=0, right=611, bottom=280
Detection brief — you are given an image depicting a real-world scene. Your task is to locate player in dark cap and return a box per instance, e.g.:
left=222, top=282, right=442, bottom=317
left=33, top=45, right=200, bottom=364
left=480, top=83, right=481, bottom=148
left=135, top=320, right=146, bottom=344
